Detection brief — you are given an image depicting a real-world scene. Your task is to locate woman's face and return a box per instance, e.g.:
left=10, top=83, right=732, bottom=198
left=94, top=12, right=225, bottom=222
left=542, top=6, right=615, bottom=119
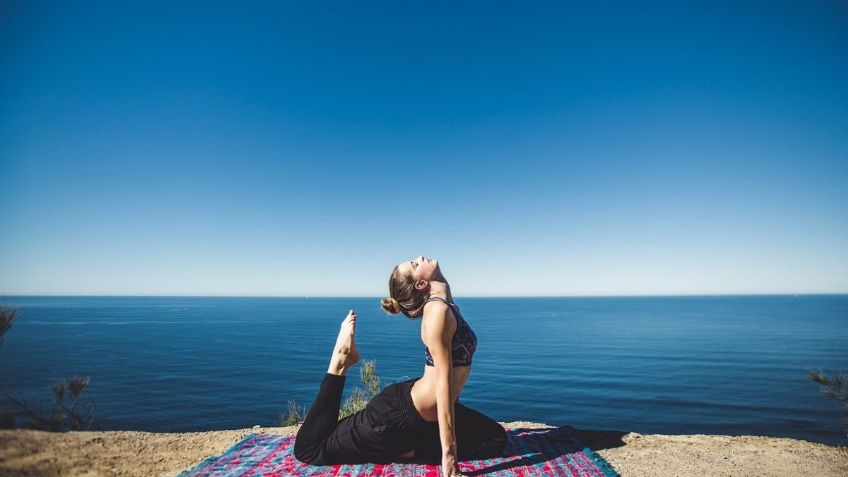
left=398, top=255, right=440, bottom=288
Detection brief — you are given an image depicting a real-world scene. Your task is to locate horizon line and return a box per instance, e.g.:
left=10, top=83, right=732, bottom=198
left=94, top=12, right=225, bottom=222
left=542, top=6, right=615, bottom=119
left=1, top=292, right=846, bottom=299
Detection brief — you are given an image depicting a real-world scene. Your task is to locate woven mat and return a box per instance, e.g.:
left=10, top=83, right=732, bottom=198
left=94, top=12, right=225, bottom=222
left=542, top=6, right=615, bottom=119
left=177, top=425, right=619, bottom=476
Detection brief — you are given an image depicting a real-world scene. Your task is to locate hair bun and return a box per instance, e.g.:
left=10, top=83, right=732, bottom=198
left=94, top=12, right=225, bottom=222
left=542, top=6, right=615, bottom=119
left=380, top=297, right=401, bottom=315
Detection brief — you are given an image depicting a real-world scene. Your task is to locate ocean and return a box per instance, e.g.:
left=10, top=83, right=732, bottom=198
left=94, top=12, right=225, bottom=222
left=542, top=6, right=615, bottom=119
left=0, top=295, right=845, bottom=445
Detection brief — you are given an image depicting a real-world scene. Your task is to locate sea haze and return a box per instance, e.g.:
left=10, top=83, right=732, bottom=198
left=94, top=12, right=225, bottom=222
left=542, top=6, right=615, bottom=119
left=0, top=295, right=845, bottom=445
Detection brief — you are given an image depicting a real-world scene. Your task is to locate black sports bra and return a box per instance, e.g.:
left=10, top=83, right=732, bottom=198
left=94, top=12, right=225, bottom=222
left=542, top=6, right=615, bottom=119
left=423, top=297, right=477, bottom=367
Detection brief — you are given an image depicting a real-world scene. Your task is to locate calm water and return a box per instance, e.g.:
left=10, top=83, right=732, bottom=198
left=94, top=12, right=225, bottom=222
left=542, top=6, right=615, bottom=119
left=0, top=295, right=845, bottom=445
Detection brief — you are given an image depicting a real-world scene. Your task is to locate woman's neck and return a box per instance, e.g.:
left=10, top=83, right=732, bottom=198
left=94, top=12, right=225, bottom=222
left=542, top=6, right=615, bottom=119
left=429, top=281, right=453, bottom=303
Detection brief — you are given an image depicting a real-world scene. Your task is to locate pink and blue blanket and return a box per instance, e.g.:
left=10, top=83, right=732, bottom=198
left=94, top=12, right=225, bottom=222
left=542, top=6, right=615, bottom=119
left=177, top=425, right=619, bottom=476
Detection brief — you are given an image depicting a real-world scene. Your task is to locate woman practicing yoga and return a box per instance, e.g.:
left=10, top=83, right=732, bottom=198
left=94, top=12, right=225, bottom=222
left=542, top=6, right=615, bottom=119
left=294, top=256, right=507, bottom=477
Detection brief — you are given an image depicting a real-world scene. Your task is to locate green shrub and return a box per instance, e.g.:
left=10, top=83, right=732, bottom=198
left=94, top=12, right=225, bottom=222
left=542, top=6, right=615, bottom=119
left=808, top=369, right=848, bottom=440
left=1, top=304, right=99, bottom=431
left=3, top=375, right=99, bottom=431
left=0, top=305, right=18, bottom=346
left=279, top=399, right=307, bottom=427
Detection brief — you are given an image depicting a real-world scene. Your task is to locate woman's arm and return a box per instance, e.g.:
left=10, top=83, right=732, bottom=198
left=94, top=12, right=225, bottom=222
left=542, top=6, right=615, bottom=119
left=422, top=302, right=461, bottom=476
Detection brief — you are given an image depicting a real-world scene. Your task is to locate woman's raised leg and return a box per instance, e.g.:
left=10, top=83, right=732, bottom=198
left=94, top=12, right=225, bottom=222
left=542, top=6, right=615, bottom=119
left=293, top=310, right=361, bottom=464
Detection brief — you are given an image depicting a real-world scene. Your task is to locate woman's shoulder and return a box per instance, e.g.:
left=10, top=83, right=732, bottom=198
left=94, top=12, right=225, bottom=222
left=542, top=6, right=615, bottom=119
left=421, top=300, right=457, bottom=333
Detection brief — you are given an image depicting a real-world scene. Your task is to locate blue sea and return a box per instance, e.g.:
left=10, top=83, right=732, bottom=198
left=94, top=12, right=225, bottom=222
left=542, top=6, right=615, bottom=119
left=0, top=295, right=845, bottom=445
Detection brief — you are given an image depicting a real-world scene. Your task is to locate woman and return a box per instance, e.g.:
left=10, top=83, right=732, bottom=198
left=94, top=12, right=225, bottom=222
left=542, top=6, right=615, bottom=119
left=294, top=256, right=507, bottom=477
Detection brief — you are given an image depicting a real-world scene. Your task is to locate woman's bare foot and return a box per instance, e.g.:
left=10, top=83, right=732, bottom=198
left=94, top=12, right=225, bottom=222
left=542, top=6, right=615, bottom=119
left=327, top=309, right=360, bottom=376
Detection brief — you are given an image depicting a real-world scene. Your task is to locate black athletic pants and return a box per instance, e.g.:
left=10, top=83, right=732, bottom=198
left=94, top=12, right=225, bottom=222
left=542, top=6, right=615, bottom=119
left=293, top=373, right=508, bottom=465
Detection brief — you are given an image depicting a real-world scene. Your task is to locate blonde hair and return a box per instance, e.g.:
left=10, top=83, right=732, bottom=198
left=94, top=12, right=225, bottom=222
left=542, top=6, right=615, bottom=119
left=380, top=265, right=428, bottom=319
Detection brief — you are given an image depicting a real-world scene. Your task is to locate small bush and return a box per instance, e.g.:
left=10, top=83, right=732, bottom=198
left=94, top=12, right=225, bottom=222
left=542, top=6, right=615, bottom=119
left=279, top=399, right=307, bottom=427
left=0, top=305, right=18, bottom=346
left=808, top=369, right=848, bottom=440
left=359, top=360, right=380, bottom=398
left=338, top=387, right=368, bottom=421
left=1, top=304, right=101, bottom=432
left=3, top=376, right=99, bottom=431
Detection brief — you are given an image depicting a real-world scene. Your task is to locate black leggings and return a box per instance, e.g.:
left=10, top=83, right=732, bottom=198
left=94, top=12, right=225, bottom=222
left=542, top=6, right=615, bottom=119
left=293, top=373, right=508, bottom=465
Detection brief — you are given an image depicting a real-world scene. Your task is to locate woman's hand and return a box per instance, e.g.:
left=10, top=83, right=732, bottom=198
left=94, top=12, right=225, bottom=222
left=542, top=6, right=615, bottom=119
left=442, top=453, right=468, bottom=477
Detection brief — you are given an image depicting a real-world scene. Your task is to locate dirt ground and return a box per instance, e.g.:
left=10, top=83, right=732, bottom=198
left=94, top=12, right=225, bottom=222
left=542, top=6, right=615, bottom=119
left=1, top=421, right=846, bottom=476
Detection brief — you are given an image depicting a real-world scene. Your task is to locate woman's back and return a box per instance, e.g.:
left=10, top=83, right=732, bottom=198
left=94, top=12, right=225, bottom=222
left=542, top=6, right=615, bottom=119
left=409, top=300, right=473, bottom=422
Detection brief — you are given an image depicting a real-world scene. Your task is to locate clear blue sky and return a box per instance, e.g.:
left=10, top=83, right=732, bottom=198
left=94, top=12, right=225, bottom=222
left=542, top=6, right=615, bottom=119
left=1, top=1, right=846, bottom=296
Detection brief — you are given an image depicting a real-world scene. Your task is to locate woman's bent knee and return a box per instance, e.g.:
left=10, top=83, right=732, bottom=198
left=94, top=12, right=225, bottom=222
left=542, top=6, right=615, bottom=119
left=492, top=426, right=508, bottom=453
left=293, top=439, right=320, bottom=464
left=479, top=426, right=508, bottom=457
left=458, top=427, right=508, bottom=460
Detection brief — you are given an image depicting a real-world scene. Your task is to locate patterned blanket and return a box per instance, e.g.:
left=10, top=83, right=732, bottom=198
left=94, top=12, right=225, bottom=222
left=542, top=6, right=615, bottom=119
left=177, top=425, right=619, bottom=476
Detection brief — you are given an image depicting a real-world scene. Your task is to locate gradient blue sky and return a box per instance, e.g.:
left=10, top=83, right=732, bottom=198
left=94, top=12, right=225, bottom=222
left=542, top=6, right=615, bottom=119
left=1, top=1, right=846, bottom=296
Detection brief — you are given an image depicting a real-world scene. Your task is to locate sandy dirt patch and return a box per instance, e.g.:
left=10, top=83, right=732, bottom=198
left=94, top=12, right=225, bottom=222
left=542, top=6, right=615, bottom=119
left=1, top=421, right=845, bottom=476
